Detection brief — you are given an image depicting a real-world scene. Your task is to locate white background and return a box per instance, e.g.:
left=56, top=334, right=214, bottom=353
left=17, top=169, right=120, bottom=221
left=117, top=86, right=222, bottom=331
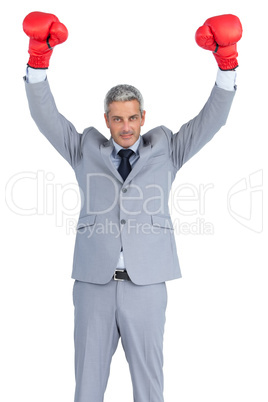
left=1, top=0, right=267, bottom=401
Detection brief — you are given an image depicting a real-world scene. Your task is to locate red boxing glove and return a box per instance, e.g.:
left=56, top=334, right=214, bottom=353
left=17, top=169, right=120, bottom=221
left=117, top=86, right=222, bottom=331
left=195, top=14, right=242, bottom=70
left=23, top=11, right=68, bottom=69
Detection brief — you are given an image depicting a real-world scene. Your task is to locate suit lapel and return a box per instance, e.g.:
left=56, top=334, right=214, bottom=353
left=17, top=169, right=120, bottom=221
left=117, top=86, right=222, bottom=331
left=100, top=136, right=152, bottom=184
left=124, top=137, right=152, bottom=185
left=100, top=138, right=124, bottom=183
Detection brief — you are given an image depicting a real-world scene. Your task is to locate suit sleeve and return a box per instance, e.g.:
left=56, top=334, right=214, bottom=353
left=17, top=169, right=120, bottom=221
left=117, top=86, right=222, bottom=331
left=24, top=78, right=83, bottom=168
left=165, top=84, right=236, bottom=170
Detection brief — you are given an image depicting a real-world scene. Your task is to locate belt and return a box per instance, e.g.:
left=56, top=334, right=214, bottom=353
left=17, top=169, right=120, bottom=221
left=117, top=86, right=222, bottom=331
left=113, top=269, right=130, bottom=281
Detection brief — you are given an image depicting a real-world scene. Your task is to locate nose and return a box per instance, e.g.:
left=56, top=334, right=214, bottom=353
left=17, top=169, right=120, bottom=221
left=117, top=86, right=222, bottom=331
left=122, top=119, right=131, bottom=133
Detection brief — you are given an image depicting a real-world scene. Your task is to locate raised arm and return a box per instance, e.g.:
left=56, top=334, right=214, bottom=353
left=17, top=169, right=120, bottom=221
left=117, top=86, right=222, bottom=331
left=23, top=12, right=82, bottom=168
left=169, top=14, right=242, bottom=169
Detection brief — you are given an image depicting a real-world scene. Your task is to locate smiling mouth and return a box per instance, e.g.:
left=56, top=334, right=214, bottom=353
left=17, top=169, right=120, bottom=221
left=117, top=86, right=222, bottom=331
left=120, top=133, right=133, bottom=138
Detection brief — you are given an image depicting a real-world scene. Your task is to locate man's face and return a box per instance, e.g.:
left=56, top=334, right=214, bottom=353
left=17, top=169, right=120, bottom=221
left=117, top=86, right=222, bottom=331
left=104, top=100, right=146, bottom=148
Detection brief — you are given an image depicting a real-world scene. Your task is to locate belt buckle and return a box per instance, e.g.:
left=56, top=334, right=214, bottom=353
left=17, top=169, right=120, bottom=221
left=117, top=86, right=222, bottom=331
left=113, top=269, right=125, bottom=281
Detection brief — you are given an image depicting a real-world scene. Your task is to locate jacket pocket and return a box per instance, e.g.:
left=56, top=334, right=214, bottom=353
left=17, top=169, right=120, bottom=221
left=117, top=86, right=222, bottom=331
left=146, top=154, right=167, bottom=165
left=77, top=214, right=96, bottom=230
left=151, top=215, right=174, bottom=230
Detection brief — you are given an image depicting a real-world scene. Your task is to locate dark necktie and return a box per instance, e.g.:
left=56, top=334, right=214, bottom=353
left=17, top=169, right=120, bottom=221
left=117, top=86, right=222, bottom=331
left=118, top=149, right=134, bottom=181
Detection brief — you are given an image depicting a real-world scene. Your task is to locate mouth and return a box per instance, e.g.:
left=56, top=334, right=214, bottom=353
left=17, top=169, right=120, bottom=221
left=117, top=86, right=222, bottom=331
left=120, top=133, right=133, bottom=139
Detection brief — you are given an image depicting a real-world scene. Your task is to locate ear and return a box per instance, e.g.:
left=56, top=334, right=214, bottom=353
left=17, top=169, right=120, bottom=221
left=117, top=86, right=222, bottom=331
left=104, top=113, right=110, bottom=128
left=141, top=110, right=146, bottom=126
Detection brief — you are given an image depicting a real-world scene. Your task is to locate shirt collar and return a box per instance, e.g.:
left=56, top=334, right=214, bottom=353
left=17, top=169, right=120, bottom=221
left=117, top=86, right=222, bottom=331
left=112, top=136, right=141, bottom=156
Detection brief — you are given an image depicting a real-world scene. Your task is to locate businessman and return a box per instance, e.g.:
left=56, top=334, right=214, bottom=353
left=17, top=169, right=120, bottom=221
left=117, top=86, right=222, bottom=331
left=23, top=11, right=242, bottom=402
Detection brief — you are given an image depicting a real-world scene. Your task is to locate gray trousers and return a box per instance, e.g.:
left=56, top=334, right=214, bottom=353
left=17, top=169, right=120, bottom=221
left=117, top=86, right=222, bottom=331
left=73, top=279, right=167, bottom=402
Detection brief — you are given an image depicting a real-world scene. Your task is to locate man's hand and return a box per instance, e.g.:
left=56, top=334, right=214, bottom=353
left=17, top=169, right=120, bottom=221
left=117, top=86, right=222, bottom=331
left=23, top=11, right=68, bottom=69
left=195, top=14, right=242, bottom=70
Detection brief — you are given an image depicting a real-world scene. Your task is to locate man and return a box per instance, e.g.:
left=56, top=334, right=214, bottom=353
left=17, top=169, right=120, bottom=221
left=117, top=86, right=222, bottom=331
left=23, top=11, right=242, bottom=402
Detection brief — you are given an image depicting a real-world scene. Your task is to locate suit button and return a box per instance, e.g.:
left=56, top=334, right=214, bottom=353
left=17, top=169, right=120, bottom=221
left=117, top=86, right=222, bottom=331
left=121, top=219, right=126, bottom=225
left=122, top=188, right=127, bottom=193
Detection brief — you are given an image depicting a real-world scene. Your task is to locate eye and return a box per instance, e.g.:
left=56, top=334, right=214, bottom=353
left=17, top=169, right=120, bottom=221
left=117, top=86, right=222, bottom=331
left=113, top=117, right=121, bottom=122
left=130, top=116, right=138, bottom=121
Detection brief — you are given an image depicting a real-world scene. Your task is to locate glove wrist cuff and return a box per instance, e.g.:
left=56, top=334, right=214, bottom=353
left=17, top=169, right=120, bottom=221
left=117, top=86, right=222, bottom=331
left=27, top=53, right=52, bottom=69
left=214, top=55, right=238, bottom=71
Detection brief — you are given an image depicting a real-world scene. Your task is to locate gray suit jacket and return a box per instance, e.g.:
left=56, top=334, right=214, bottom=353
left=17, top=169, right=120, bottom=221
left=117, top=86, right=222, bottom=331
left=25, top=79, right=235, bottom=285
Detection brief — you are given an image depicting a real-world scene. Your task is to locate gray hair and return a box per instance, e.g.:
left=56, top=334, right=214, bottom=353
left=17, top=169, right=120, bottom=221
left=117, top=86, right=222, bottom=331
left=104, top=84, right=144, bottom=115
